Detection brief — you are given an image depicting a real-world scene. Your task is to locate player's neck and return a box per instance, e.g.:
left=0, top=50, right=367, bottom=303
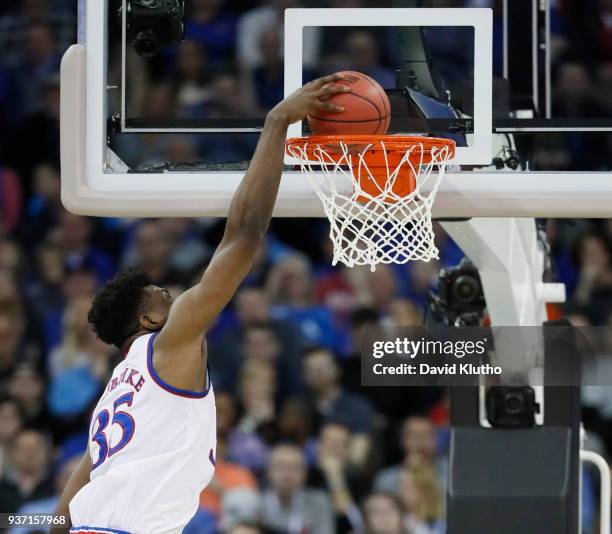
left=120, top=331, right=148, bottom=356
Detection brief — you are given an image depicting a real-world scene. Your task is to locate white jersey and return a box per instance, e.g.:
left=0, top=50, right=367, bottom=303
left=70, top=332, right=216, bottom=534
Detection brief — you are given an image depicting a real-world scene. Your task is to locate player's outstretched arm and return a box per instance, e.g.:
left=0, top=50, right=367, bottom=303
left=155, top=76, right=349, bottom=351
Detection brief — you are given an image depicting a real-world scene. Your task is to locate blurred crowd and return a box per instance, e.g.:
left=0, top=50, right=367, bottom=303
left=0, top=1, right=611, bottom=533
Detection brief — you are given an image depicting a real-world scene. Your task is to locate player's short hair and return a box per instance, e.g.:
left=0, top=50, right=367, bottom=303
left=88, top=269, right=151, bottom=348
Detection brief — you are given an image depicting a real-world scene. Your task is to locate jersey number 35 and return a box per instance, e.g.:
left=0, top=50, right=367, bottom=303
left=91, top=392, right=136, bottom=469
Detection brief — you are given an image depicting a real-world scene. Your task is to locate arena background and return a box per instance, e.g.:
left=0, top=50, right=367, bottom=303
left=0, top=1, right=611, bottom=533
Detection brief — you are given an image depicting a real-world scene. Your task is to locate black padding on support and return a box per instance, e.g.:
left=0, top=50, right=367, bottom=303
left=448, top=427, right=578, bottom=534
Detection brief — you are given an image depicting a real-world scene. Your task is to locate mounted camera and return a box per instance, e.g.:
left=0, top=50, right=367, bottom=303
left=486, top=386, right=539, bottom=428
left=428, top=258, right=486, bottom=326
left=126, top=0, right=185, bottom=58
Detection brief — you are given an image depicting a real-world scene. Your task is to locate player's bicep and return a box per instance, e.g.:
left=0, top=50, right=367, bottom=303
left=159, top=235, right=257, bottom=345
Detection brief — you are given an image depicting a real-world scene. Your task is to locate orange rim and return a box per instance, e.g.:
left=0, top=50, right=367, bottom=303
left=286, top=135, right=456, bottom=162
left=286, top=135, right=456, bottom=202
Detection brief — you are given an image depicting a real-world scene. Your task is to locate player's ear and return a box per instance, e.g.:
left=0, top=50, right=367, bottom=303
left=139, top=313, right=157, bottom=331
left=138, top=310, right=166, bottom=332
left=140, top=311, right=163, bottom=331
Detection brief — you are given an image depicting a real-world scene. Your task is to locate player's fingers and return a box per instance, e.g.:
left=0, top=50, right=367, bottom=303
left=314, top=84, right=350, bottom=100
left=313, top=100, right=345, bottom=113
left=309, top=73, right=347, bottom=89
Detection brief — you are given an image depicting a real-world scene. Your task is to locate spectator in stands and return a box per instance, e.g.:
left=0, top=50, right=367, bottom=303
left=241, top=324, right=282, bottom=364
left=7, top=365, right=49, bottom=431
left=573, top=232, right=612, bottom=322
left=8, top=453, right=81, bottom=533
left=9, top=75, right=60, bottom=191
left=47, top=295, right=109, bottom=377
left=34, top=267, right=97, bottom=355
left=211, top=287, right=304, bottom=395
left=233, top=288, right=307, bottom=363
left=112, top=83, right=179, bottom=169
left=340, top=305, right=432, bottom=430
left=216, top=391, right=268, bottom=476
left=315, top=264, right=364, bottom=324
left=125, top=221, right=187, bottom=287
left=0, top=0, right=74, bottom=67
left=341, top=307, right=380, bottom=390
left=276, top=398, right=316, bottom=460
left=0, top=241, right=22, bottom=281
left=399, top=464, right=445, bottom=534
left=261, top=444, right=334, bottom=534
left=157, top=218, right=210, bottom=275
left=185, top=0, right=237, bottom=69
left=0, top=397, right=23, bottom=477
left=267, top=255, right=343, bottom=351
left=251, top=29, right=285, bottom=114
left=302, top=347, right=375, bottom=441
left=174, top=41, right=212, bottom=118
left=362, top=492, right=407, bottom=534
left=312, top=422, right=370, bottom=531
left=374, top=416, right=448, bottom=496
left=237, top=0, right=298, bottom=69
left=553, top=62, right=607, bottom=119
left=345, top=31, right=395, bottom=89
left=219, top=488, right=262, bottom=532
left=196, top=75, right=259, bottom=162
left=0, top=429, right=54, bottom=513
left=46, top=296, right=113, bottom=431
left=207, top=74, right=248, bottom=120
left=14, top=23, right=61, bottom=116
left=364, top=264, right=401, bottom=314
left=237, top=360, right=278, bottom=445
left=20, top=164, right=61, bottom=247
left=49, top=212, right=115, bottom=283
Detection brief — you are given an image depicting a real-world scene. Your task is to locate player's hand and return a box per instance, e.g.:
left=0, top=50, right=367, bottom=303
left=267, top=74, right=350, bottom=126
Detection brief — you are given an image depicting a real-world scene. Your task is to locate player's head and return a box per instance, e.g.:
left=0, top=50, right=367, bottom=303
left=88, top=269, right=173, bottom=348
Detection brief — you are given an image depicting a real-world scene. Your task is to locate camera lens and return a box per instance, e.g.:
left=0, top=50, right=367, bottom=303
left=505, top=393, right=525, bottom=414
left=133, top=29, right=160, bottom=57
left=452, top=274, right=479, bottom=303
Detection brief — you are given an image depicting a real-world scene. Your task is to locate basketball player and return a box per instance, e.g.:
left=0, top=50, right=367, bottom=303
left=52, top=75, right=349, bottom=534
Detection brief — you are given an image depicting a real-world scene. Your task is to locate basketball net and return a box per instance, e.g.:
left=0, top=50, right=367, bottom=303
left=286, top=135, right=455, bottom=272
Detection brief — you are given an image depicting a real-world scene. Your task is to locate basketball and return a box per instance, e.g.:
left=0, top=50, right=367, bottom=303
left=307, top=71, right=391, bottom=136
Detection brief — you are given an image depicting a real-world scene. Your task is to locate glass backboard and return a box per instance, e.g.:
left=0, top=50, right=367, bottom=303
left=60, top=0, right=612, bottom=217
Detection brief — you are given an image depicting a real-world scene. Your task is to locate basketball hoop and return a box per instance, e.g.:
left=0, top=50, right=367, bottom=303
left=286, top=135, right=456, bottom=271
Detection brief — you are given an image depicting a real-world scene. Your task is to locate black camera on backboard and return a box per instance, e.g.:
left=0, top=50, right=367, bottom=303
left=126, top=0, right=185, bottom=57
left=486, top=386, right=539, bottom=428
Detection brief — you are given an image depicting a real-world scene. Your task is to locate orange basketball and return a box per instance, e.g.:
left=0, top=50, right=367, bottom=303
left=307, top=71, right=391, bottom=136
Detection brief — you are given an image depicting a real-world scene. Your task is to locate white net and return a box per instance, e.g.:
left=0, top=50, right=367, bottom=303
left=287, top=137, right=454, bottom=271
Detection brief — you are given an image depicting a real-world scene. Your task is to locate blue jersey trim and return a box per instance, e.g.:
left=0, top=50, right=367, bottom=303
left=147, top=332, right=210, bottom=398
left=70, top=527, right=131, bottom=534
